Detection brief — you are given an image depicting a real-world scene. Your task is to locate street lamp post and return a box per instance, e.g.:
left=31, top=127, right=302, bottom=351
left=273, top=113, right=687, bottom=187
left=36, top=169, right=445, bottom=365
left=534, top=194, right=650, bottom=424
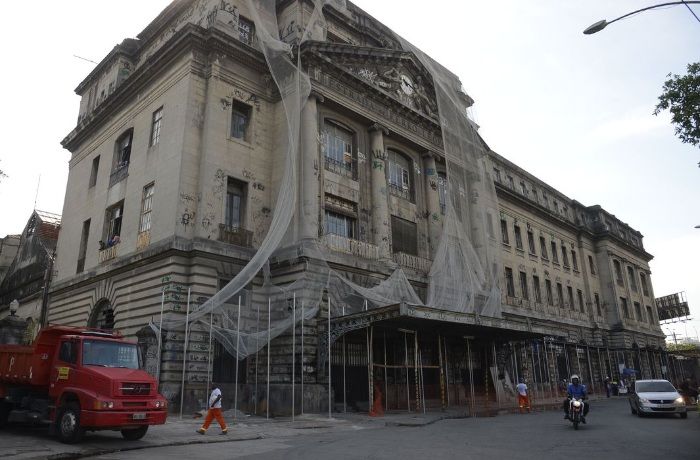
left=583, top=1, right=700, bottom=34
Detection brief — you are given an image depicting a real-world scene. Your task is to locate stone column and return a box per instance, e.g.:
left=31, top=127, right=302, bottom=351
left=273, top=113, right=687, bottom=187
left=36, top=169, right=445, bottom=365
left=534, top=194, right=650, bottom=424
left=422, top=152, right=442, bottom=258
left=369, top=123, right=391, bottom=259
left=300, top=92, right=323, bottom=241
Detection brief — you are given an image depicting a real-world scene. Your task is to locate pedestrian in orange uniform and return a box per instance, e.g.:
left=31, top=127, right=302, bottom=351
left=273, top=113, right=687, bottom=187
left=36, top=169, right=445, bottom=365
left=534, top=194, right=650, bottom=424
left=516, top=379, right=530, bottom=413
left=197, top=383, right=228, bottom=435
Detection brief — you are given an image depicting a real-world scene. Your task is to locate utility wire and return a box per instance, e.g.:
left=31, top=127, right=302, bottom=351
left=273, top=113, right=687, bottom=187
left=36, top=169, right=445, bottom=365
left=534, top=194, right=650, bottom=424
left=682, top=0, right=700, bottom=23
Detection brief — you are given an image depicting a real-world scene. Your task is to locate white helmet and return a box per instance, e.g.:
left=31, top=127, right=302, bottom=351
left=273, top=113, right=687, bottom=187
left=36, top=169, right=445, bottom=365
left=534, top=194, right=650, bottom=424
left=571, top=375, right=580, bottom=382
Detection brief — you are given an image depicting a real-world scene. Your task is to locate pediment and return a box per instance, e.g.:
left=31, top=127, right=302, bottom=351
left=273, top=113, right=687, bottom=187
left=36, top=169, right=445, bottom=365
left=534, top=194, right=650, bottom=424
left=305, top=43, right=439, bottom=120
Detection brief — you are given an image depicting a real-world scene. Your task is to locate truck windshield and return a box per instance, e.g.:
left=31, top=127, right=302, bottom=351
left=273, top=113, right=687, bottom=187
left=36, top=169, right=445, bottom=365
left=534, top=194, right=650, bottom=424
left=82, top=340, right=139, bottom=369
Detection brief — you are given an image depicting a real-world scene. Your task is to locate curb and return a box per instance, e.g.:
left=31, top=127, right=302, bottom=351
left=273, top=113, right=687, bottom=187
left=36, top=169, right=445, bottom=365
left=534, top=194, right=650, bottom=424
left=43, top=434, right=263, bottom=460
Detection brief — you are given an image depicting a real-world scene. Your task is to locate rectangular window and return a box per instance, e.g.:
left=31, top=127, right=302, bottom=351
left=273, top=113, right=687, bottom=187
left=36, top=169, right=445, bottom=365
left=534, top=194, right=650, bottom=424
left=527, top=230, right=536, bottom=255
left=388, top=151, right=412, bottom=200
left=225, top=178, right=247, bottom=229
left=588, top=255, right=596, bottom=275
left=391, top=215, right=417, bottom=255
left=533, top=275, right=542, bottom=303
left=500, top=219, right=509, bottom=245
left=595, top=293, right=601, bottom=316
left=231, top=101, right=251, bottom=140
left=519, top=271, right=529, bottom=300
left=110, top=130, right=132, bottom=186
left=519, top=181, right=527, bottom=196
left=561, top=244, right=569, bottom=267
left=627, top=266, right=638, bottom=292
left=493, top=168, right=501, bottom=182
left=438, top=174, right=448, bottom=215
left=577, top=289, right=584, bottom=313
left=238, top=17, right=255, bottom=45
left=323, top=122, right=354, bottom=177
left=545, top=279, right=553, bottom=306
left=150, top=107, right=163, bottom=146
left=486, top=212, right=494, bottom=238
left=139, top=183, right=155, bottom=233
left=507, top=175, right=514, bottom=189
left=77, top=219, right=90, bottom=273
left=640, top=273, right=649, bottom=296
left=572, top=250, right=578, bottom=271
left=620, top=297, right=629, bottom=318
left=325, top=210, right=356, bottom=239
left=540, top=236, right=548, bottom=259
left=646, top=305, right=654, bottom=324
left=505, top=267, right=515, bottom=297
left=89, top=156, right=100, bottom=188
left=634, top=301, right=642, bottom=321
left=556, top=283, right=564, bottom=307
left=614, top=260, right=624, bottom=286
left=543, top=193, right=549, bottom=209
left=567, top=286, right=574, bottom=310
left=104, top=201, right=124, bottom=243
left=551, top=241, right=559, bottom=263
left=514, top=225, right=523, bottom=250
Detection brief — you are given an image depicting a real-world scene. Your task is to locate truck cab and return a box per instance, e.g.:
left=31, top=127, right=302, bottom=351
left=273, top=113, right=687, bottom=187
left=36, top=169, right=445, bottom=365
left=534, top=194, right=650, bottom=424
left=0, top=326, right=167, bottom=443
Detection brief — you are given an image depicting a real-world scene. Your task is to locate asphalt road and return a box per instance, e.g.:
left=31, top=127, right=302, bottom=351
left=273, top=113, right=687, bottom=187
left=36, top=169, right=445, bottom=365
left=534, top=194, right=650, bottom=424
left=93, top=398, right=700, bottom=460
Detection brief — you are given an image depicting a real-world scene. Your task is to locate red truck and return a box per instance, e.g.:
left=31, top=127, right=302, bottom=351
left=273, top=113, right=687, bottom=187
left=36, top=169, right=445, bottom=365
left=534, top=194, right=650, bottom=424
left=0, top=325, right=167, bottom=443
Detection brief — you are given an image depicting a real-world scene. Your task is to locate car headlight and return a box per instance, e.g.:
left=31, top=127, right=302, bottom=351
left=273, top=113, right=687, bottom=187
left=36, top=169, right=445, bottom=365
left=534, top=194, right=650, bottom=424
left=94, top=400, right=114, bottom=409
left=675, top=397, right=685, bottom=405
left=573, top=401, right=582, bottom=408
left=639, top=397, right=649, bottom=404
left=154, top=400, right=167, bottom=409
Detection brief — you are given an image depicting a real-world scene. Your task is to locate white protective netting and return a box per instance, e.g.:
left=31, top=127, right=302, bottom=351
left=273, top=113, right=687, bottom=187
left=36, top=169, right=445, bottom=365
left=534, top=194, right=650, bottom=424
left=154, top=0, right=502, bottom=372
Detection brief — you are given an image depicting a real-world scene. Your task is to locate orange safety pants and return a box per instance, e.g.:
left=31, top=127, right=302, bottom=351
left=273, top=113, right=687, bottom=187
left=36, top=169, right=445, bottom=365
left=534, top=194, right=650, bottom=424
left=200, top=408, right=228, bottom=432
left=518, top=394, right=530, bottom=412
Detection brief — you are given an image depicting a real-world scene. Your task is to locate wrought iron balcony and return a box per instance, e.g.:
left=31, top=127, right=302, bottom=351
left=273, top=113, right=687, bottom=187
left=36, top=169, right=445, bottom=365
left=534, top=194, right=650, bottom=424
left=218, top=224, right=253, bottom=248
left=109, top=161, right=129, bottom=187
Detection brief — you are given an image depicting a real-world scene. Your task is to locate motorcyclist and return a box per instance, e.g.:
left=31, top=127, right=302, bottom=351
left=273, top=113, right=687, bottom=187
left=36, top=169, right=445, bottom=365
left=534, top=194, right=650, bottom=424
left=563, top=375, right=589, bottom=423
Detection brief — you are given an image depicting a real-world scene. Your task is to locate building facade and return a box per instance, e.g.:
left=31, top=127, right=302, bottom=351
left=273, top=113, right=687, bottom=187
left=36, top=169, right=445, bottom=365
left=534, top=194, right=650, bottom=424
left=50, top=0, right=666, bottom=414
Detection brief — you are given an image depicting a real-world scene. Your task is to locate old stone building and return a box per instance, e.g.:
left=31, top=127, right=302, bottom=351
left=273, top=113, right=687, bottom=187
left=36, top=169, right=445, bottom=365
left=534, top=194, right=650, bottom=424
left=51, top=0, right=666, bottom=415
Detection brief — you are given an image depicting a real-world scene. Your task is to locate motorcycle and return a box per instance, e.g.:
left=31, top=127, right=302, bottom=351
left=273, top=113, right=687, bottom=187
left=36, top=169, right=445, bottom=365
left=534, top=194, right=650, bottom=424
left=568, top=398, right=586, bottom=430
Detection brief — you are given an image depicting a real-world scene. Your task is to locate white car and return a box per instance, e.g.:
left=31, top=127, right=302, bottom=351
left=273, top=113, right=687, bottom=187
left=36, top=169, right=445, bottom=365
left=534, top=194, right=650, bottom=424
left=629, top=379, right=687, bottom=418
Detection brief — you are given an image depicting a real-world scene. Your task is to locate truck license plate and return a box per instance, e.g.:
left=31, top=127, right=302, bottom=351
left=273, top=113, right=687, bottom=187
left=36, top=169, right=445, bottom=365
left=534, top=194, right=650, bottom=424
left=132, top=413, right=146, bottom=420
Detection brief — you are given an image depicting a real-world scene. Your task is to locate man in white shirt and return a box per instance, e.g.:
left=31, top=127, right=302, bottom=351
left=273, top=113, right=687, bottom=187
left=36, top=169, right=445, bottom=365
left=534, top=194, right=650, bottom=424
left=516, top=379, right=530, bottom=413
left=197, top=383, right=228, bottom=435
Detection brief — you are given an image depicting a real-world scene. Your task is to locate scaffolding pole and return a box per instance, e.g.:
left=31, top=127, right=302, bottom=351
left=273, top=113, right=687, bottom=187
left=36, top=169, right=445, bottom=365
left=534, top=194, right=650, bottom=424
left=466, top=337, right=475, bottom=416
left=292, top=293, right=296, bottom=421
left=327, top=296, right=331, bottom=419
left=266, top=297, right=271, bottom=420
left=383, top=329, right=388, bottom=412
left=443, top=336, right=450, bottom=408
left=404, top=331, right=410, bottom=412
left=254, top=300, right=260, bottom=415
left=342, top=305, right=346, bottom=413
left=156, top=290, right=165, bottom=389
left=179, top=288, right=191, bottom=420
left=206, top=309, right=213, bottom=402
left=301, top=300, right=304, bottom=414
left=234, top=296, right=241, bottom=420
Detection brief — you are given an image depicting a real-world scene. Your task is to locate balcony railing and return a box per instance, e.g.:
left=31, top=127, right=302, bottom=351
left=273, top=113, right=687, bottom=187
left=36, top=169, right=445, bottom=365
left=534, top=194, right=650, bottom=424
left=218, top=224, right=253, bottom=248
left=323, top=233, right=379, bottom=260
left=109, top=162, right=130, bottom=187
left=389, top=183, right=411, bottom=200
left=324, top=156, right=356, bottom=179
left=98, top=245, right=118, bottom=263
left=393, top=251, right=432, bottom=272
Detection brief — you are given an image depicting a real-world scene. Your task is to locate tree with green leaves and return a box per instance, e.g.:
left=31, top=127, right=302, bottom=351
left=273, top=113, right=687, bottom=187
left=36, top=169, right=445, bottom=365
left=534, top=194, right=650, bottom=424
left=654, top=62, right=700, bottom=148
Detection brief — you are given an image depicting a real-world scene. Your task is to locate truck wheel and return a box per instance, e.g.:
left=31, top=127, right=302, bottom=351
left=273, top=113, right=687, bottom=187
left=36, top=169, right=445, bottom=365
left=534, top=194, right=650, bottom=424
left=57, top=403, right=84, bottom=444
left=121, top=425, right=149, bottom=440
left=0, top=401, right=10, bottom=428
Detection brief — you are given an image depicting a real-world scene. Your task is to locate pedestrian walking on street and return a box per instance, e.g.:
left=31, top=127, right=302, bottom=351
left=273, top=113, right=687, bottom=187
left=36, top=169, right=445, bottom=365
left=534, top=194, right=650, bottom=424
left=516, top=379, right=530, bottom=413
left=197, top=383, right=228, bottom=435
left=604, top=376, right=611, bottom=398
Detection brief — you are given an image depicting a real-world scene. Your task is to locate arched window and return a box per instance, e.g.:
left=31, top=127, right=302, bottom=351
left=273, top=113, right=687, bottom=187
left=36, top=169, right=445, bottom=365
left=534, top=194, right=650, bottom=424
left=89, top=299, right=115, bottom=331
left=388, top=150, right=412, bottom=200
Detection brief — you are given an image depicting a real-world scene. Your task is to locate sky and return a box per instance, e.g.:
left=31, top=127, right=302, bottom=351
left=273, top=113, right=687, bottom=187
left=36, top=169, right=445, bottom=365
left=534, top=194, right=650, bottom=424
left=0, top=1, right=698, bottom=342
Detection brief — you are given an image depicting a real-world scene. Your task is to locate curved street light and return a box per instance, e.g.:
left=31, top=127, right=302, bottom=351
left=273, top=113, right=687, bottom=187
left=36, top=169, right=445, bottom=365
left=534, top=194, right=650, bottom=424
left=584, top=1, right=700, bottom=34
